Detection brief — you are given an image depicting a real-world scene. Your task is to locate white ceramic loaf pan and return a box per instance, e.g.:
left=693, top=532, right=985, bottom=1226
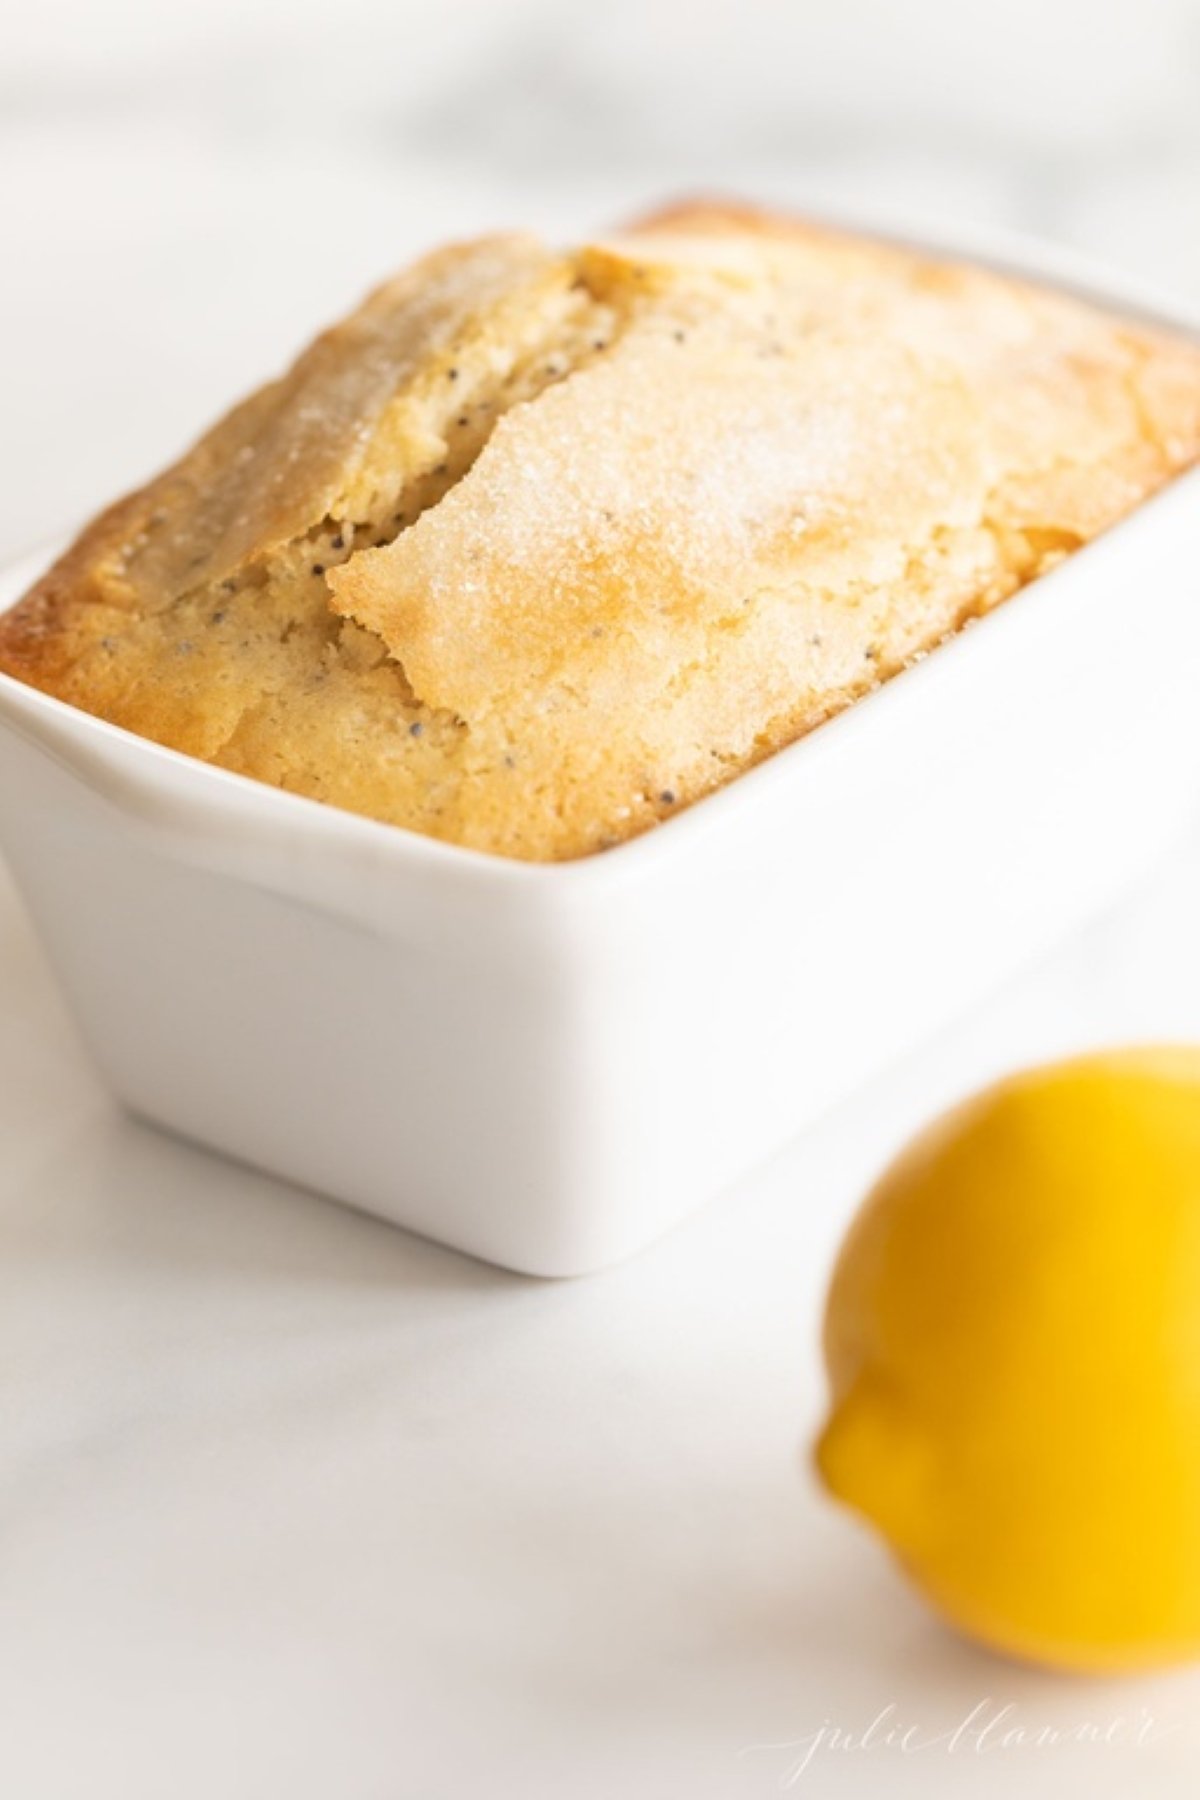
left=2, top=226, right=1199, bottom=1277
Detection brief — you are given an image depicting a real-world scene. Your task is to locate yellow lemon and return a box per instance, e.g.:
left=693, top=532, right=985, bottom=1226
left=815, top=1046, right=1200, bottom=1671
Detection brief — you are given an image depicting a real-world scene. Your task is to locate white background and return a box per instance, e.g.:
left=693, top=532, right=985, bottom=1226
left=2, top=3, right=1200, bottom=1795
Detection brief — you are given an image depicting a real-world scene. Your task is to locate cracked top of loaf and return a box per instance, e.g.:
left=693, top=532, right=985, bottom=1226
left=2, top=202, right=1199, bottom=861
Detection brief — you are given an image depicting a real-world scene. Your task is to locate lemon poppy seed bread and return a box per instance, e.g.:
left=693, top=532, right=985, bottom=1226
left=2, top=203, right=1199, bottom=861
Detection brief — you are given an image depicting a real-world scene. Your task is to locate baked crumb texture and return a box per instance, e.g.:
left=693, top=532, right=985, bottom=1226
left=3, top=205, right=1199, bottom=861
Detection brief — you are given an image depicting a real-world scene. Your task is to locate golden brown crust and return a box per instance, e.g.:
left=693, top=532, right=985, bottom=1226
left=3, top=206, right=1199, bottom=861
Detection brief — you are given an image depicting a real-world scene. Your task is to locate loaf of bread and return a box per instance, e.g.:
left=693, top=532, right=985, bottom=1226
left=3, top=203, right=1199, bottom=861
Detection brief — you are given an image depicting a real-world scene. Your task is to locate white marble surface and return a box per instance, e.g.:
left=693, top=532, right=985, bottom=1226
left=9, top=850, right=1200, bottom=1798
left=3, top=3, right=1200, bottom=1794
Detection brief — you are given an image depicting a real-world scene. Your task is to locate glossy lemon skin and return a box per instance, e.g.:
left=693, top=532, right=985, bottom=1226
left=815, top=1047, right=1200, bottom=1672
